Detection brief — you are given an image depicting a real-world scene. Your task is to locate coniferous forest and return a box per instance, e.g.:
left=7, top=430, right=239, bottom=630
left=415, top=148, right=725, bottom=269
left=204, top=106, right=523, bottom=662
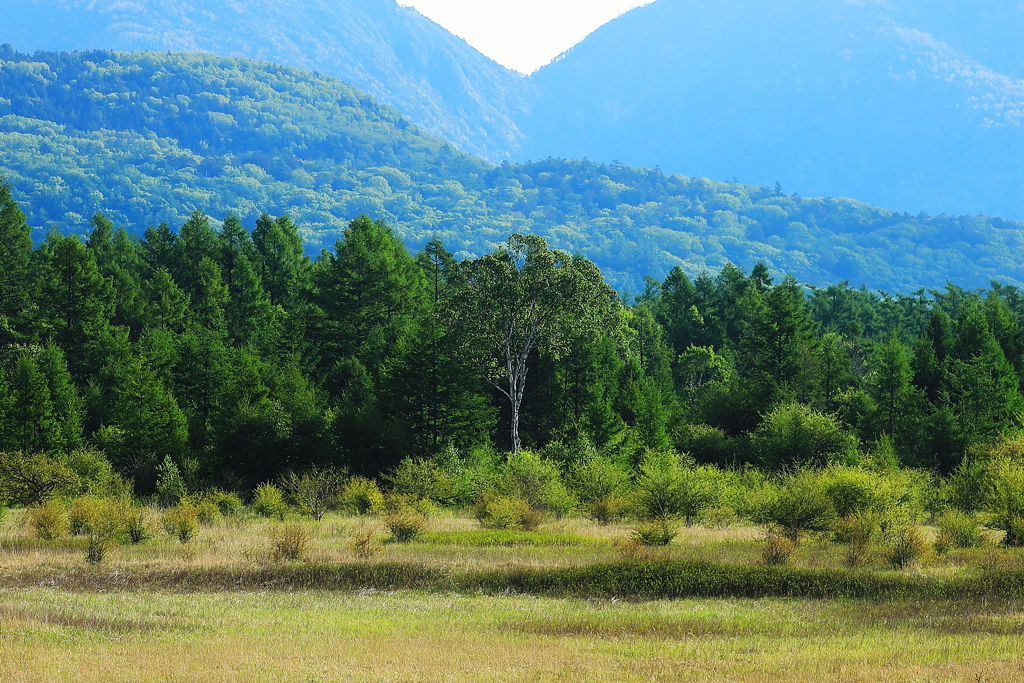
left=3, top=172, right=1023, bottom=497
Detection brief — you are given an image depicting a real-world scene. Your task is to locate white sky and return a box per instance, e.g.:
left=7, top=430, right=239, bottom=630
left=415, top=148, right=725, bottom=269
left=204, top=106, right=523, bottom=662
left=399, top=0, right=652, bottom=74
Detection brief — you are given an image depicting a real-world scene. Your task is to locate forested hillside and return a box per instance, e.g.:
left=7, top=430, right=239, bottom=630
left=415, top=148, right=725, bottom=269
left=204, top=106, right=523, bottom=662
left=4, top=48, right=1024, bottom=293
left=1, top=0, right=530, bottom=160
left=1, top=178, right=1022, bottom=494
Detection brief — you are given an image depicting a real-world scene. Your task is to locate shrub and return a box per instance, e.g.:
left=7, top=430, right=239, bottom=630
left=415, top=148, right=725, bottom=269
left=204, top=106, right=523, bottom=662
left=983, top=458, right=1024, bottom=547
left=122, top=507, right=154, bottom=544
left=385, top=458, right=463, bottom=505
left=162, top=504, right=199, bottom=543
left=195, top=500, right=221, bottom=526
left=752, top=402, right=859, bottom=469
left=751, top=472, right=837, bottom=543
left=384, top=507, right=429, bottom=542
left=632, top=454, right=724, bottom=526
left=252, top=483, right=288, bottom=520
left=350, top=529, right=382, bottom=559
left=885, top=523, right=929, bottom=570
left=0, top=452, right=79, bottom=505
left=495, top=450, right=576, bottom=517
left=67, top=496, right=123, bottom=538
left=86, top=534, right=109, bottom=564
left=934, top=510, right=986, bottom=553
left=270, top=523, right=312, bottom=562
left=761, top=533, right=796, bottom=566
left=205, top=490, right=244, bottom=516
left=28, top=501, right=68, bottom=541
left=834, top=511, right=878, bottom=568
left=155, top=455, right=187, bottom=508
left=568, top=457, right=631, bottom=525
left=820, top=467, right=880, bottom=518
left=338, top=477, right=383, bottom=516
left=474, top=495, right=543, bottom=531
left=280, top=467, right=347, bottom=520
left=631, top=520, right=678, bottom=547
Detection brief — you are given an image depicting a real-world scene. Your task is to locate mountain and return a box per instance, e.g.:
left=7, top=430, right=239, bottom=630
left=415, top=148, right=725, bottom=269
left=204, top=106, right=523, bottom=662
left=3, top=48, right=1024, bottom=294
left=0, top=0, right=530, bottom=161
left=518, top=0, right=1024, bottom=220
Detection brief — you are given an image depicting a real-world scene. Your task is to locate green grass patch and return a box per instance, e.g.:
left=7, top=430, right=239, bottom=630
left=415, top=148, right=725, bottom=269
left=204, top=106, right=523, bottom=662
left=418, top=530, right=603, bottom=547
left=7, top=559, right=1024, bottom=600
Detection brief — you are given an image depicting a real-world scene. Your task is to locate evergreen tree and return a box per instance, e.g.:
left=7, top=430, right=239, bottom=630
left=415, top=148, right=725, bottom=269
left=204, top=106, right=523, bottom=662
left=0, top=178, right=33, bottom=347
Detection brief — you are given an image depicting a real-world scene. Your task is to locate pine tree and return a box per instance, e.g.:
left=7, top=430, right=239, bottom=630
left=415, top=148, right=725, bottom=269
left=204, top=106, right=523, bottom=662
left=0, top=179, right=34, bottom=347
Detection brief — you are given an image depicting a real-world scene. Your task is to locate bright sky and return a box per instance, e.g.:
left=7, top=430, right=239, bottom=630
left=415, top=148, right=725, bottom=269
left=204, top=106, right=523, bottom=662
left=399, top=0, right=652, bottom=74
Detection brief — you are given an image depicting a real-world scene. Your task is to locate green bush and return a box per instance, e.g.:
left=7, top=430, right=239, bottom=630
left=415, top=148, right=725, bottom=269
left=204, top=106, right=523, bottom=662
left=982, top=458, right=1024, bottom=546
left=384, top=507, right=429, bottom=543
left=68, top=496, right=123, bottom=537
left=632, top=454, right=724, bottom=526
left=834, top=511, right=878, bottom=568
left=474, top=494, right=543, bottom=531
left=934, top=510, right=986, bottom=553
left=28, top=501, right=68, bottom=541
left=631, top=520, right=677, bottom=547
left=568, top=457, right=631, bottom=525
left=205, top=490, right=244, bottom=516
left=270, top=523, right=312, bottom=562
left=195, top=499, right=221, bottom=526
left=122, top=507, right=154, bottom=544
left=280, top=467, right=347, bottom=520
left=885, top=523, right=929, bottom=570
left=162, top=504, right=199, bottom=543
left=495, top=450, right=576, bottom=517
left=751, top=472, right=838, bottom=543
left=0, top=452, right=79, bottom=505
left=819, top=466, right=880, bottom=518
left=252, top=483, right=288, bottom=520
left=752, top=402, right=859, bottom=469
left=761, top=533, right=795, bottom=566
left=155, top=455, right=187, bottom=508
left=338, top=477, right=383, bottom=516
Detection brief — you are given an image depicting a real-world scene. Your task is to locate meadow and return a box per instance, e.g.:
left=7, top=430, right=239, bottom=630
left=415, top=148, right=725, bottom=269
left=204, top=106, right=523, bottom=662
left=3, top=507, right=1024, bottom=682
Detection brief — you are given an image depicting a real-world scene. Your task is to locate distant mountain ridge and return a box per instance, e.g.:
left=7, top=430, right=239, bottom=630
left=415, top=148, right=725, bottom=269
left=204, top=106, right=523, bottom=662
left=520, top=0, right=1024, bottom=219
left=1, top=0, right=531, bottom=161
left=3, top=48, right=1024, bottom=295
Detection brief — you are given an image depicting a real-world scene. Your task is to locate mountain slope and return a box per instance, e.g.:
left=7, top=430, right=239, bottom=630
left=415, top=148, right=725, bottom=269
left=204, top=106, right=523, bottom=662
left=519, top=0, right=1024, bottom=220
left=1, top=0, right=530, bottom=161
left=3, top=48, right=1024, bottom=294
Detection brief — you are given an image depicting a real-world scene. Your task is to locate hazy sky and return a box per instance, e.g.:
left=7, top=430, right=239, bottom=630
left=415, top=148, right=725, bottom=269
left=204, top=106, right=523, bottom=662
left=400, top=0, right=651, bottom=74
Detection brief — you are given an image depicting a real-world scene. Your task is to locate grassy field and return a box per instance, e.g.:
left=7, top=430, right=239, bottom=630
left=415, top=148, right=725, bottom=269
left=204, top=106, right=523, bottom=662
left=3, top=509, right=1024, bottom=681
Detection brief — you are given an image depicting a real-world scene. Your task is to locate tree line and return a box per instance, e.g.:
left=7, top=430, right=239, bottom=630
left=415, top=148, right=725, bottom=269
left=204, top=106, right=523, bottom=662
left=1, top=177, right=1023, bottom=496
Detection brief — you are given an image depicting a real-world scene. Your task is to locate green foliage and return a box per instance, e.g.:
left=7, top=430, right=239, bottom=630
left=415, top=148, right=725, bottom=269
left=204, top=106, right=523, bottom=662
left=884, top=523, right=929, bottom=570
left=270, top=523, right=312, bottom=562
left=280, top=467, right=347, bottom=521
left=751, top=472, right=838, bottom=543
left=28, top=500, right=68, bottom=541
left=631, top=454, right=724, bottom=526
left=474, top=494, right=543, bottom=531
left=0, top=452, right=79, bottom=505
left=252, top=483, right=288, bottom=521
left=983, top=458, right=1024, bottom=547
left=155, top=456, right=187, bottom=508
left=492, top=450, right=576, bottom=517
left=934, top=511, right=986, bottom=554
left=162, top=504, right=200, bottom=543
left=753, top=403, right=859, bottom=469
left=760, top=534, right=796, bottom=566
left=568, top=457, right=632, bottom=525
left=631, top=520, right=678, bottom=547
left=337, top=477, right=384, bottom=516
left=384, top=507, right=429, bottom=543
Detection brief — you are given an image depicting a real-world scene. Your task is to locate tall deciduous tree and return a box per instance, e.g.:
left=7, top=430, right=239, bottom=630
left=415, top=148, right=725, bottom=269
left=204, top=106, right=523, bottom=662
left=454, top=234, right=618, bottom=452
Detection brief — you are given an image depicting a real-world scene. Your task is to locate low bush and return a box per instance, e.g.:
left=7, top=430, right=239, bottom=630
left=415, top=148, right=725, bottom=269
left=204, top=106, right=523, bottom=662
left=350, top=529, right=382, bottom=559
left=474, top=495, right=543, bottom=531
left=384, top=507, right=428, bottom=543
left=631, top=520, right=678, bottom=547
left=338, top=477, right=383, bottom=516
left=270, top=523, right=312, bottom=562
left=28, top=501, right=68, bottom=541
left=162, top=504, right=199, bottom=543
left=568, top=458, right=631, bottom=525
left=885, top=523, right=929, bottom=570
left=280, top=467, right=347, bottom=520
left=495, top=450, right=576, bottom=518
left=761, top=533, right=795, bottom=566
left=195, top=500, right=221, bottom=526
left=934, top=511, right=986, bottom=554
left=122, top=507, right=154, bottom=544
left=205, top=490, right=244, bottom=516
left=750, top=472, right=837, bottom=543
left=252, top=483, right=288, bottom=520
left=418, top=530, right=599, bottom=547
left=834, top=512, right=877, bottom=568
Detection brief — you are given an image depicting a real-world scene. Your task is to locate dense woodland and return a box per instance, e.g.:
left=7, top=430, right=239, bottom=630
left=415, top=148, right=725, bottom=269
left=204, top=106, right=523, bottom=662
left=2, top=174, right=1024, bottom=499
left=3, top=48, right=1024, bottom=294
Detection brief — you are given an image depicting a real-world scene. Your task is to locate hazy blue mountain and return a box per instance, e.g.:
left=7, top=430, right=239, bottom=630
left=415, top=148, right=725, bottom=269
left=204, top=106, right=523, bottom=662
left=519, top=0, right=1024, bottom=220
left=1, top=0, right=530, bottom=161
left=4, top=48, right=1024, bottom=294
